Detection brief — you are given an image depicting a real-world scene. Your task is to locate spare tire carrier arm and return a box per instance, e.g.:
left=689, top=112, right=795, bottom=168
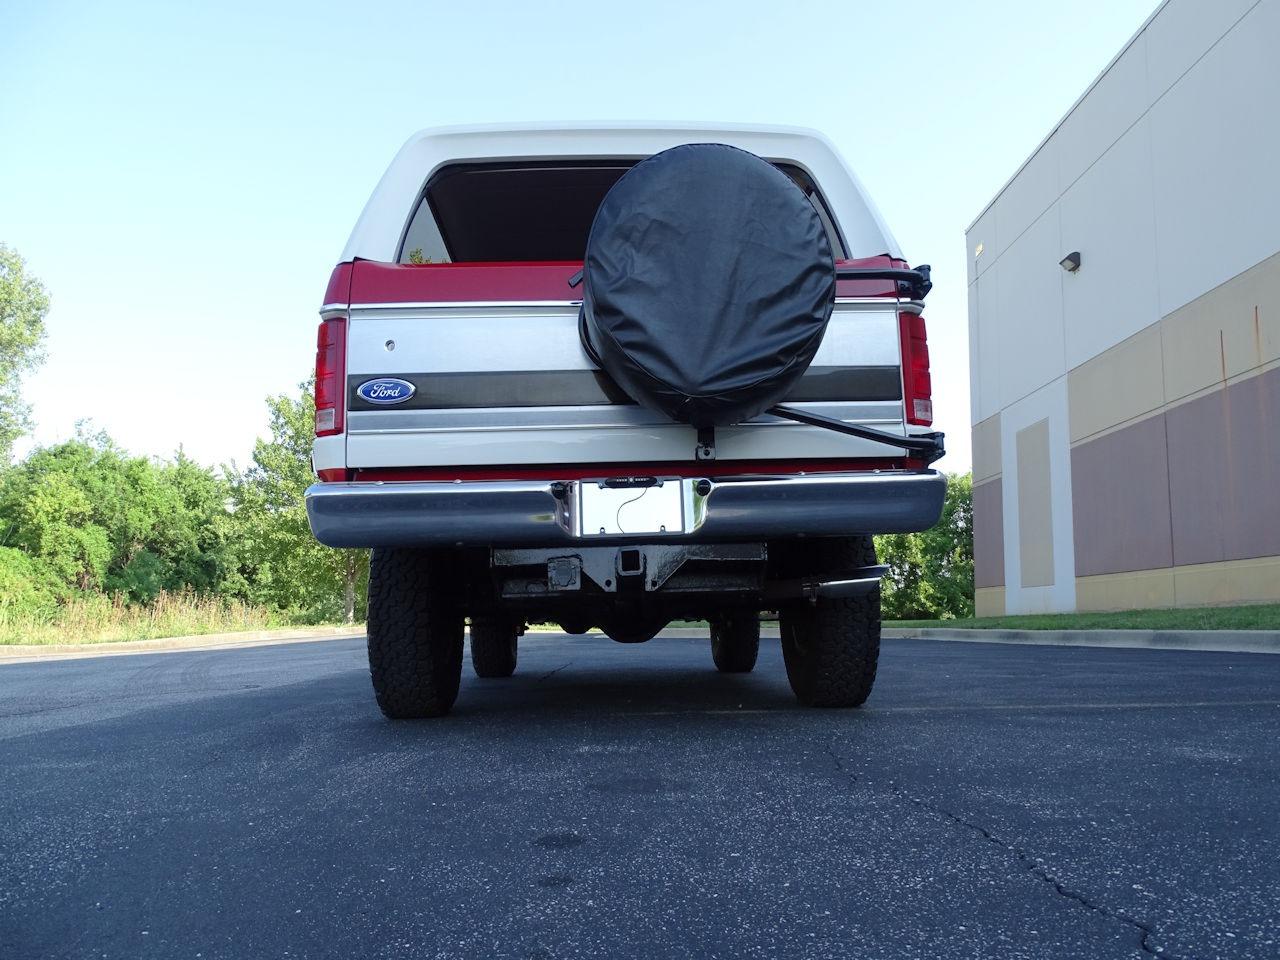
left=766, top=406, right=945, bottom=464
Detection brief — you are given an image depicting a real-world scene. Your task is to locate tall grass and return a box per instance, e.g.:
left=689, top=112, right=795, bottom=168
left=0, top=590, right=284, bottom=646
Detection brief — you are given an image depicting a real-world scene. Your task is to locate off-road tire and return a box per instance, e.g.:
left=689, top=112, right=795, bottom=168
left=470, top=616, right=518, bottom=678
left=777, top=536, right=881, bottom=708
left=366, top=548, right=464, bottom=719
left=710, top=613, right=760, bottom=673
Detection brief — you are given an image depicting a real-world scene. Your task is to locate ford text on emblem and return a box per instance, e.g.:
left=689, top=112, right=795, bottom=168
left=356, top=378, right=416, bottom=405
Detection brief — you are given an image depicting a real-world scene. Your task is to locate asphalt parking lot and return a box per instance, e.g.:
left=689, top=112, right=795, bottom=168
left=2, top=633, right=1278, bottom=960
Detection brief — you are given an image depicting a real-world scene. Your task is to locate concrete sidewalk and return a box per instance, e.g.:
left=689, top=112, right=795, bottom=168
left=0, top=626, right=715, bottom=663
left=0, top=626, right=361, bottom=664
left=883, top=626, right=1280, bottom=655
left=6, top=623, right=1278, bottom=665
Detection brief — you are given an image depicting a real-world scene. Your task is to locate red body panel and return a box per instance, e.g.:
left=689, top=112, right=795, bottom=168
left=345, top=256, right=912, bottom=304
left=833, top=255, right=911, bottom=299
left=349, top=261, right=583, bottom=303
left=321, top=262, right=353, bottom=308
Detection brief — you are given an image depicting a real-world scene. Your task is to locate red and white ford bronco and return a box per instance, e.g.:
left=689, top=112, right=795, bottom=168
left=306, top=123, right=944, bottom=719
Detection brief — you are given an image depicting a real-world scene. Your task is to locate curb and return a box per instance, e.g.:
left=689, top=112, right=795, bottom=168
left=0, top=627, right=363, bottom=664
left=3, top=626, right=715, bottom=664
left=9, top=623, right=1275, bottom=664
left=883, top=626, right=1280, bottom=655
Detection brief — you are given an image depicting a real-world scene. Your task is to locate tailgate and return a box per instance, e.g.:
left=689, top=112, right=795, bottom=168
left=342, top=261, right=917, bottom=469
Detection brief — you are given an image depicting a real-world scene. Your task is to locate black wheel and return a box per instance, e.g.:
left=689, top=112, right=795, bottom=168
left=710, top=613, right=760, bottom=673
left=470, top=615, right=518, bottom=678
left=366, top=548, right=464, bottom=719
left=776, top=537, right=881, bottom=708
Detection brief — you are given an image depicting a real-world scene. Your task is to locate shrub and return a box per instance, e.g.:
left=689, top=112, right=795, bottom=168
left=0, top=546, right=58, bottom=617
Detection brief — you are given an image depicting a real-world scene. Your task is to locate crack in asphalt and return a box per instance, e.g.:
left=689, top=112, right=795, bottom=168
left=536, top=662, right=572, bottom=682
left=824, top=743, right=1182, bottom=960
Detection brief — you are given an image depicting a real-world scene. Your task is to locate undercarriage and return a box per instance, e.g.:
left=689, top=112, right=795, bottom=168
left=485, top=541, right=884, bottom=642
left=363, top=537, right=885, bottom=718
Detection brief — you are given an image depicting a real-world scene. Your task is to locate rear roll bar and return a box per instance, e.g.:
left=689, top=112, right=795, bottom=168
left=571, top=264, right=932, bottom=299
left=834, top=264, right=932, bottom=300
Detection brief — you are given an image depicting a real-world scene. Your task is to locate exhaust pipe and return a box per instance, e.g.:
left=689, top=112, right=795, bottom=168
left=763, top=564, right=888, bottom=602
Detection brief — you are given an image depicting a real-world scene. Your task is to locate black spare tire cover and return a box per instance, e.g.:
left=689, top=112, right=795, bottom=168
left=580, top=143, right=836, bottom=428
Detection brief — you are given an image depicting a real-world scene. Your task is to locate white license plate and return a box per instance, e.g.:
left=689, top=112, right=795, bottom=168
left=578, top=479, right=685, bottom=537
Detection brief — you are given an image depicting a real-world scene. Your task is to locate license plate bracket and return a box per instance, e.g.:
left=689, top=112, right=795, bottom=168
left=577, top=478, right=685, bottom=537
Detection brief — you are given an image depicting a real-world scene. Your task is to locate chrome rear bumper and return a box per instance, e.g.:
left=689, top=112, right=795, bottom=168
left=305, top=471, right=946, bottom=549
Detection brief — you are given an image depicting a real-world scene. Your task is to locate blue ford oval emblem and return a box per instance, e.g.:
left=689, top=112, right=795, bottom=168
left=356, top=378, right=416, bottom=405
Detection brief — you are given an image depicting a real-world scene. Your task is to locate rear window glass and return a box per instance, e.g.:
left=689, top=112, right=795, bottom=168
left=398, top=160, right=845, bottom=264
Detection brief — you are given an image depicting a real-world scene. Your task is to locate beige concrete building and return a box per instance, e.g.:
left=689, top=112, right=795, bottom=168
left=966, top=0, right=1280, bottom=616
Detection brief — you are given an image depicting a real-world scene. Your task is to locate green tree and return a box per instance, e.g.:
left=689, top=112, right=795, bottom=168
left=0, top=244, right=50, bottom=460
left=228, top=380, right=367, bottom=623
left=155, top=449, right=238, bottom=593
left=876, top=472, right=974, bottom=620
left=0, top=429, right=235, bottom=601
left=2, top=463, right=111, bottom=591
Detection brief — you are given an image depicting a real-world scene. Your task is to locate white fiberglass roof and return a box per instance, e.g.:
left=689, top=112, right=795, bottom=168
left=340, top=121, right=901, bottom=263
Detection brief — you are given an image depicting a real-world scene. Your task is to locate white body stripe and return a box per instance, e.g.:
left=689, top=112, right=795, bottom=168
left=345, top=301, right=900, bottom=376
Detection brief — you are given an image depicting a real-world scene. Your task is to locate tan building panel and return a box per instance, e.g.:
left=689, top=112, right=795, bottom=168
left=1076, top=569, right=1175, bottom=612
left=1076, top=556, right=1280, bottom=611
left=1174, top=556, right=1280, bottom=607
left=1216, top=249, right=1280, bottom=381
left=1068, top=323, right=1165, bottom=442
left=975, top=586, right=1005, bottom=618
left=973, top=477, right=1005, bottom=588
left=1016, top=419, right=1055, bottom=588
left=1161, top=248, right=1280, bottom=403
left=1070, top=412, right=1173, bottom=576
left=972, top=413, right=1002, bottom=483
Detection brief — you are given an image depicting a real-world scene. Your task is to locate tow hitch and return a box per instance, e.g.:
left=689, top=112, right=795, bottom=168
left=492, top=544, right=766, bottom=598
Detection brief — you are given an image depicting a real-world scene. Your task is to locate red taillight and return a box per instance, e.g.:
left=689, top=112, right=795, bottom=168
left=314, top=316, right=346, bottom=436
left=899, top=310, right=933, bottom=426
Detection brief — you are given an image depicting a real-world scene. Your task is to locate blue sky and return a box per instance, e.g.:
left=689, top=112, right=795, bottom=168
left=1, top=0, right=1159, bottom=472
